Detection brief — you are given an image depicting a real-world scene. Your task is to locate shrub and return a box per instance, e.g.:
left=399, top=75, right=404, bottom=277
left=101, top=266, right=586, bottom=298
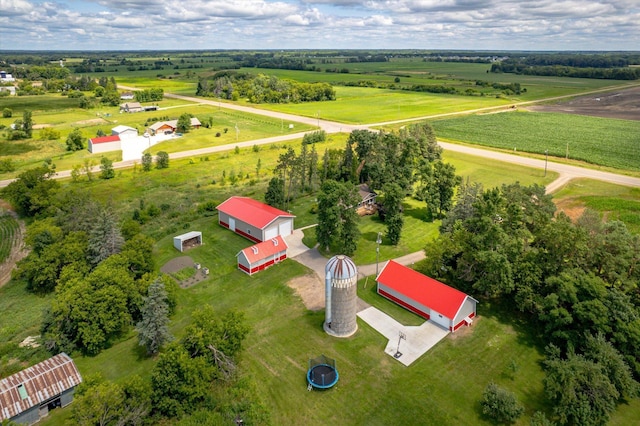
left=481, top=382, right=524, bottom=424
left=2, top=108, right=12, bottom=118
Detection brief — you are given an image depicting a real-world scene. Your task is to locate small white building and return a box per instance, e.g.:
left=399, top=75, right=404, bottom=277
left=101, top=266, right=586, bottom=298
left=237, top=236, right=288, bottom=275
left=111, top=125, right=138, bottom=139
left=173, top=231, right=202, bottom=252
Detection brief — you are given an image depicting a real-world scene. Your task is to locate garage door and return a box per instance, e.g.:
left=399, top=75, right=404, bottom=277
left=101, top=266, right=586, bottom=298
left=279, top=220, right=292, bottom=236
left=429, top=310, right=450, bottom=330
left=265, top=226, right=278, bottom=240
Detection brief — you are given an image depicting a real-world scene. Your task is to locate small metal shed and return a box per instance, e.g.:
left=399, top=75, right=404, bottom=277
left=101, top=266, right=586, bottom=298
left=173, top=231, right=203, bottom=252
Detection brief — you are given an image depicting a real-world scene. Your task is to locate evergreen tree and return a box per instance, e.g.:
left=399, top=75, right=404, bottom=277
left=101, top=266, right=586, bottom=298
left=265, top=177, right=285, bottom=210
left=22, top=110, right=33, bottom=138
left=156, top=151, right=169, bottom=169
left=88, top=207, right=124, bottom=265
left=136, top=278, right=173, bottom=355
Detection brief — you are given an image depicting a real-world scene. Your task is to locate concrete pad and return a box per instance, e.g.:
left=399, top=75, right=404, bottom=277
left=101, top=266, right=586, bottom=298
left=357, top=307, right=449, bottom=366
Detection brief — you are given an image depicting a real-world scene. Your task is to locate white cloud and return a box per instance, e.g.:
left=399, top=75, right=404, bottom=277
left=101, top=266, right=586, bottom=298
left=0, top=0, right=638, bottom=50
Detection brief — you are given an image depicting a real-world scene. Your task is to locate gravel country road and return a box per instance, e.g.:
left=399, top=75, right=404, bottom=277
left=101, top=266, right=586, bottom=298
left=2, top=84, right=640, bottom=193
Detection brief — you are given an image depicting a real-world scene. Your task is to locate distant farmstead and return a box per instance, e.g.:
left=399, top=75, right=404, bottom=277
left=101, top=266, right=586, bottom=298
left=376, top=260, right=477, bottom=332
left=217, top=196, right=295, bottom=243
left=237, top=235, right=288, bottom=275
left=148, top=118, right=202, bottom=135
left=0, top=353, right=82, bottom=424
left=119, top=102, right=143, bottom=113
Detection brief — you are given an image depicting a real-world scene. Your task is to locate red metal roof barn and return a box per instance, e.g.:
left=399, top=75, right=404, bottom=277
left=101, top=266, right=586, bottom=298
left=217, top=197, right=295, bottom=243
left=376, top=260, right=477, bottom=332
left=237, top=235, right=288, bottom=275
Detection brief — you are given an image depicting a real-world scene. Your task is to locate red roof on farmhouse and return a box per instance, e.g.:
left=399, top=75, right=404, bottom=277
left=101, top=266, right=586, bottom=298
left=90, top=135, right=120, bottom=144
left=217, top=197, right=295, bottom=229
left=377, top=260, right=469, bottom=319
left=239, top=235, right=288, bottom=263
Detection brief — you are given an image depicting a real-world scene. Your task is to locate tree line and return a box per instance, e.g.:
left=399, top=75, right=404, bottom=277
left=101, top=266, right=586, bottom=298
left=492, top=59, right=640, bottom=80
left=421, top=181, right=640, bottom=425
left=196, top=71, right=336, bottom=104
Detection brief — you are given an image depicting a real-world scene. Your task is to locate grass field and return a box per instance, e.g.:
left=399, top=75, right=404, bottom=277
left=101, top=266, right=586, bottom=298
left=432, top=111, right=640, bottom=171
left=244, top=86, right=511, bottom=124
left=553, top=178, right=640, bottom=234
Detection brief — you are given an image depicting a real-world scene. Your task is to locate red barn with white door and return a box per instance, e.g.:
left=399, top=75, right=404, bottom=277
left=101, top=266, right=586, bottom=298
left=217, top=196, right=295, bottom=243
left=237, top=236, right=288, bottom=275
left=376, top=260, right=477, bottom=332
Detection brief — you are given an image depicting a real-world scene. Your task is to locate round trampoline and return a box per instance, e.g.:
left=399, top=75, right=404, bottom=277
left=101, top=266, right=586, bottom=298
left=307, top=355, right=339, bottom=389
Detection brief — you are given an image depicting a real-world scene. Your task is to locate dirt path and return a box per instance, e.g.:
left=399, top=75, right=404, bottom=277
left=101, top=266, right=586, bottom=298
left=0, top=200, right=28, bottom=288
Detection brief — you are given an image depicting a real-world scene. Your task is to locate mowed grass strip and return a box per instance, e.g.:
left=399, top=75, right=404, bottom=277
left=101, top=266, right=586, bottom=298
left=0, top=213, right=19, bottom=263
left=432, top=111, right=640, bottom=171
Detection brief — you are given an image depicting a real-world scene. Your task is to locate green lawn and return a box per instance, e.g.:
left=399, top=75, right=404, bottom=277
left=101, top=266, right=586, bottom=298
left=432, top=111, right=640, bottom=171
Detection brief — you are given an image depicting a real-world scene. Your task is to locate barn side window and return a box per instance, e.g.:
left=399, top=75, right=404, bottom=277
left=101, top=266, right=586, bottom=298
left=247, top=229, right=251, bottom=234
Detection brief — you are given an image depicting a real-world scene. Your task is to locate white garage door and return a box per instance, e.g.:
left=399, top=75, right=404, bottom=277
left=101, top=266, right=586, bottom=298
left=429, top=310, right=450, bottom=330
left=279, top=220, right=292, bottom=236
left=265, top=226, right=278, bottom=240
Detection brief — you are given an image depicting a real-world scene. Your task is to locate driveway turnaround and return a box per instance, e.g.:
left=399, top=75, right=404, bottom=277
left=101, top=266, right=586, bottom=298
left=357, top=306, right=450, bottom=366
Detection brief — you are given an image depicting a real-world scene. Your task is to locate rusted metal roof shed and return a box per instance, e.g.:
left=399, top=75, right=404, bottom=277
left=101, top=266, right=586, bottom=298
left=0, top=353, right=82, bottom=424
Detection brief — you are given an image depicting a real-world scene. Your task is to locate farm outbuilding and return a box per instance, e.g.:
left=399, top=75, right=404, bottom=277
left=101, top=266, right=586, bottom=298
left=173, top=231, right=203, bottom=252
left=237, top=235, right=288, bottom=275
left=217, top=197, right=295, bottom=243
left=376, top=260, right=477, bottom=332
left=88, top=134, right=121, bottom=154
left=0, top=353, right=82, bottom=424
left=111, top=125, right=138, bottom=139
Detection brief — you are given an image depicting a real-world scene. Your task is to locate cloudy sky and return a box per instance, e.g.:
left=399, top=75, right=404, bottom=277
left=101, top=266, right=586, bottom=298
left=0, top=0, right=638, bottom=51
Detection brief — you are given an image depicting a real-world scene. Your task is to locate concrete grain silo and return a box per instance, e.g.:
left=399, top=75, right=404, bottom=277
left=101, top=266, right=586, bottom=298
left=324, top=255, right=358, bottom=337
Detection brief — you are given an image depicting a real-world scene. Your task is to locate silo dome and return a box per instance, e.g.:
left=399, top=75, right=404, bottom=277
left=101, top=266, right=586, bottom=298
left=324, top=255, right=358, bottom=337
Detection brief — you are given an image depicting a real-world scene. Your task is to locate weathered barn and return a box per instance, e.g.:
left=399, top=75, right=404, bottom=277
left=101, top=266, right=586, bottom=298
left=0, top=353, right=82, bottom=424
left=237, top=235, right=288, bottom=275
left=217, top=197, right=295, bottom=243
left=376, top=260, right=477, bottom=332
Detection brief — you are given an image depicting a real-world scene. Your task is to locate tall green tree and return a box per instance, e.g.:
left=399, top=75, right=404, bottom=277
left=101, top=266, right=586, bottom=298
left=152, top=343, right=214, bottom=417
left=66, top=127, right=84, bottom=151
left=136, top=278, right=173, bottom=355
left=544, top=350, right=619, bottom=426
left=380, top=182, right=405, bottom=245
left=141, top=152, right=152, bottom=171
left=315, top=180, right=360, bottom=255
left=265, top=177, right=285, bottom=210
left=176, top=113, right=193, bottom=133
left=156, top=151, right=169, bottom=169
left=22, top=110, right=33, bottom=138
left=99, top=156, right=115, bottom=179
left=88, top=206, right=124, bottom=265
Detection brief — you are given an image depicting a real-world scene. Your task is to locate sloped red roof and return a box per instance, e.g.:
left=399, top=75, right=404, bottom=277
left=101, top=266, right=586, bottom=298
left=217, top=197, right=295, bottom=229
left=377, top=260, right=470, bottom=319
left=90, top=135, right=120, bottom=144
left=0, top=353, right=82, bottom=420
left=238, top=235, right=288, bottom=264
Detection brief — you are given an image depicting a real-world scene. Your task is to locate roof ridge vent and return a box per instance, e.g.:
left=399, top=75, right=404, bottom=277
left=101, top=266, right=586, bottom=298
left=272, top=238, right=278, bottom=246
left=252, top=246, right=258, bottom=254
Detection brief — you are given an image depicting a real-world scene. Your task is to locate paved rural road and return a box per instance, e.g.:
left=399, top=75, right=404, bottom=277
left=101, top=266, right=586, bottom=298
left=2, top=84, right=640, bottom=193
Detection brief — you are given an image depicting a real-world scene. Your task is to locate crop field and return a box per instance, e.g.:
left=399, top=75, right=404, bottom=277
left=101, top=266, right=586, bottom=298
left=432, top=111, right=640, bottom=171
left=0, top=212, right=19, bottom=264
